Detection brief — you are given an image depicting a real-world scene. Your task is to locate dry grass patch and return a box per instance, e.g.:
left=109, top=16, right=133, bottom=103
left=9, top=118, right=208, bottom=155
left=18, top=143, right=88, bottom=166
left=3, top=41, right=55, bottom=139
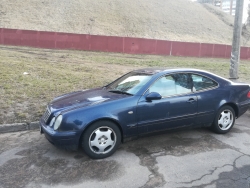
left=0, top=45, right=249, bottom=124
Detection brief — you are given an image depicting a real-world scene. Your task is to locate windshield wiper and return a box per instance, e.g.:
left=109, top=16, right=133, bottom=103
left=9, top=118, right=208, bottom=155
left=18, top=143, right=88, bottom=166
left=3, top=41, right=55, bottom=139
left=108, top=89, right=133, bottom=96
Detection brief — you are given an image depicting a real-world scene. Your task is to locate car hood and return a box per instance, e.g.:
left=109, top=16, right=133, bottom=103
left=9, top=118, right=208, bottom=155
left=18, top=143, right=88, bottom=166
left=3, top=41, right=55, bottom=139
left=49, top=88, right=130, bottom=111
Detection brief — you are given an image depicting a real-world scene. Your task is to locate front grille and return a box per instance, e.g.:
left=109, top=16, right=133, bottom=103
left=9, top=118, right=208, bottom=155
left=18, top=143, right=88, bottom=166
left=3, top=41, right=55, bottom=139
left=42, top=107, right=51, bottom=124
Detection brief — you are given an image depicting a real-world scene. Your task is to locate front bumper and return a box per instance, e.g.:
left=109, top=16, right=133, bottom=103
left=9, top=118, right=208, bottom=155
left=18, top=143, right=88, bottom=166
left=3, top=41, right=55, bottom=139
left=40, top=119, right=80, bottom=150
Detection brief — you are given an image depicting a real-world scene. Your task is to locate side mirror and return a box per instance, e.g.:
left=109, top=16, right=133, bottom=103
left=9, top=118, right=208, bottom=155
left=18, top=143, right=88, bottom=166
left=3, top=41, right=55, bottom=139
left=146, top=92, right=162, bottom=101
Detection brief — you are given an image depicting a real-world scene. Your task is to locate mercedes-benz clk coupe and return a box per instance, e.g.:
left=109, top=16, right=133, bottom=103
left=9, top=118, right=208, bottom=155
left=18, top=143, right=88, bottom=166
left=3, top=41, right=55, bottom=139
left=40, top=68, right=250, bottom=159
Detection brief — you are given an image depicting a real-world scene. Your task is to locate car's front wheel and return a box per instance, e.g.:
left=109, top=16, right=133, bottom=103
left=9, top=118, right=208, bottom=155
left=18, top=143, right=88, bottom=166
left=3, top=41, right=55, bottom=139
left=82, top=121, right=121, bottom=159
left=212, top=105, right=235, bottom=134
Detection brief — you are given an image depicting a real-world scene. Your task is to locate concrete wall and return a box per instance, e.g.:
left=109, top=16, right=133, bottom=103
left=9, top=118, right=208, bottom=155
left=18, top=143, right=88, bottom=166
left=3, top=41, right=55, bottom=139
left=1, top=28, right=250, bottom=59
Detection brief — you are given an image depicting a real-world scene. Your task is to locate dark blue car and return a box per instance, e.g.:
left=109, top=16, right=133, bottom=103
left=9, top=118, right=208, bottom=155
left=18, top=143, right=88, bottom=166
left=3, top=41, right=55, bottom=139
left=40, top=68, right=250, bottom=159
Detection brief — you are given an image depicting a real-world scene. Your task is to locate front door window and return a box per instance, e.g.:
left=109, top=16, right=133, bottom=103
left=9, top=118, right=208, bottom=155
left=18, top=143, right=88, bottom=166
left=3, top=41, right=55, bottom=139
left=149, top=73, right=193, bottom=97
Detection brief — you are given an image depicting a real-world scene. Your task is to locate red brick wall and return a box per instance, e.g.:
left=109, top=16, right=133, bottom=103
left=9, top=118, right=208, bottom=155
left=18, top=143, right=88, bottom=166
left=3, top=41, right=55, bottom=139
left=1, top=28, right=250, bottom=59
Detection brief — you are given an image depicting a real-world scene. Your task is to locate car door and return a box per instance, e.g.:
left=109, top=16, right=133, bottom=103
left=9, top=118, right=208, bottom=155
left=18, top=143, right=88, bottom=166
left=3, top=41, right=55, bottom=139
left=137, top=73, right=197, bottom=134
left=191, top=73, right=219, bottom=126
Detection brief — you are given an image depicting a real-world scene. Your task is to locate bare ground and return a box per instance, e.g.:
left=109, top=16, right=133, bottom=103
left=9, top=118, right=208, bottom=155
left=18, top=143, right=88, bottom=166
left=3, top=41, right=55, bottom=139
left=1, top=0, right=249, bottom=46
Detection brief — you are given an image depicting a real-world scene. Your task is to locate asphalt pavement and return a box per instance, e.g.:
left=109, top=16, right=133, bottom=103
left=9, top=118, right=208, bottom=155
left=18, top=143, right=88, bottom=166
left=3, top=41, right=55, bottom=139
left=0, top=111, right=250, bottom=188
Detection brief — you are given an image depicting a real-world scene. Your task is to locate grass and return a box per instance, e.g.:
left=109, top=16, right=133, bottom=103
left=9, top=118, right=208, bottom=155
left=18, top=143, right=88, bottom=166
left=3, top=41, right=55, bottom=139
left=0, top=45, right=249, bottom=124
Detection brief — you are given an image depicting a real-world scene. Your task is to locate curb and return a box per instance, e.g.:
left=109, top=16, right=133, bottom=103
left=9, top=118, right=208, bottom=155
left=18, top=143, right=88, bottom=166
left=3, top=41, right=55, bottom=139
left=0, top=121, right=39, bottom=134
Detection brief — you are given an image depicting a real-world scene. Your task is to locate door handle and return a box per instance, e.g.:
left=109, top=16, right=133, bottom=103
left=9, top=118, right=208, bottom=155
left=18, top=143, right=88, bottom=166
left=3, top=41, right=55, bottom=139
left=187, top=98, right=196, bottom=103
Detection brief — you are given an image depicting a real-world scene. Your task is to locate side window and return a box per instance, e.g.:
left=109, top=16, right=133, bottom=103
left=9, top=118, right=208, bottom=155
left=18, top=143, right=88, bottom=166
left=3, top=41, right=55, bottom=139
left=172, top=73, right=192, bottom=95
left=149, top=75, right=176, bottom=97
left=149, top=73, right=192, bottom=97
left=192, top=74, right=218, bottom=91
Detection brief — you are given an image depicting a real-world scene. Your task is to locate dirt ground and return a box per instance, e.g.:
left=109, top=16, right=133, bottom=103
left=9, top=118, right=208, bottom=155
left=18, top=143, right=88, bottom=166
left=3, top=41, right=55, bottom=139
left=1, top=0, right=249, bottom=46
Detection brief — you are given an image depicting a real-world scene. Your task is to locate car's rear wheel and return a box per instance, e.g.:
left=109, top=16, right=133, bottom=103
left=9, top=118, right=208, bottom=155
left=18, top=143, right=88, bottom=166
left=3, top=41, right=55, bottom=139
left=82, top=121, right=121, bottom=159
left=212, top=105, right=235, bottom=134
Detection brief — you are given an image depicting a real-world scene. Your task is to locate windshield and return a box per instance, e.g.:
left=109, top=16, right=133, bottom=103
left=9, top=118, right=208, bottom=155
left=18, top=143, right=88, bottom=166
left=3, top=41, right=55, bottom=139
left=106, top=72, right=152, bottom=95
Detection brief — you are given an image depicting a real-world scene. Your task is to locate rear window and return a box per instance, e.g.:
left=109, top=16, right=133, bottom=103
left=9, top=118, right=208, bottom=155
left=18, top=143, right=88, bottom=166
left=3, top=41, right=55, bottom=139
left=191, top=74, right=218, bottom=91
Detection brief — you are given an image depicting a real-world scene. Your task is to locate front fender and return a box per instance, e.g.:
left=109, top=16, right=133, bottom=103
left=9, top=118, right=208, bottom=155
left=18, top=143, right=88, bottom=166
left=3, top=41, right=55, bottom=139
left=59, top=96, right=140, bottom=138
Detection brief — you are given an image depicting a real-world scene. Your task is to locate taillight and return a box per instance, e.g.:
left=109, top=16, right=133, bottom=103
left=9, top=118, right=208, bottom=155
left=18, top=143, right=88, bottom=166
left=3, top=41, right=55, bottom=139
left=248, top=91, right=250, bottom=98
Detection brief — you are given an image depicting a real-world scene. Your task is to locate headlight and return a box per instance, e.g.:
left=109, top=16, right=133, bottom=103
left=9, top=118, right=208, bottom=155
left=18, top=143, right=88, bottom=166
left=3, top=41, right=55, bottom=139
left=49, top=117, right=55, bottom=127
left=54, top=115, right=63, bottom=130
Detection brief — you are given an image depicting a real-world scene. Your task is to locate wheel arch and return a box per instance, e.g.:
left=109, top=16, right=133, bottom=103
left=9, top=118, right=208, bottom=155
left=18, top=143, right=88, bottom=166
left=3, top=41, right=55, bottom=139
left=220, top=102, right=239, bottom=118
left=78, top=118, right=124, bottom=148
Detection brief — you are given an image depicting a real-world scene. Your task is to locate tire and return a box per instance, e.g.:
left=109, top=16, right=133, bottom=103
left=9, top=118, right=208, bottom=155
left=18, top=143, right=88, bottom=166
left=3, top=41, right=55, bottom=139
left=211, top=105, right=235, bottom=134
left=82, top=120, right=121, bottom=159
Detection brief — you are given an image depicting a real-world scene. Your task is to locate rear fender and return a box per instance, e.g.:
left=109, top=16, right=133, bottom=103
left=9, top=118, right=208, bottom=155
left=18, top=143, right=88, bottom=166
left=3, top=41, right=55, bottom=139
left=217, top=101, right=239, bottom=117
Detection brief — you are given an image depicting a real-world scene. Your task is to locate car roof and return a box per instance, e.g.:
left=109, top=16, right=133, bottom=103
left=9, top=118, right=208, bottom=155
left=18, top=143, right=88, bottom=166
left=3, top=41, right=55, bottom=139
left=133, top=68, right=212, bottom=75
left=133, top=68, right=235, bottom=86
